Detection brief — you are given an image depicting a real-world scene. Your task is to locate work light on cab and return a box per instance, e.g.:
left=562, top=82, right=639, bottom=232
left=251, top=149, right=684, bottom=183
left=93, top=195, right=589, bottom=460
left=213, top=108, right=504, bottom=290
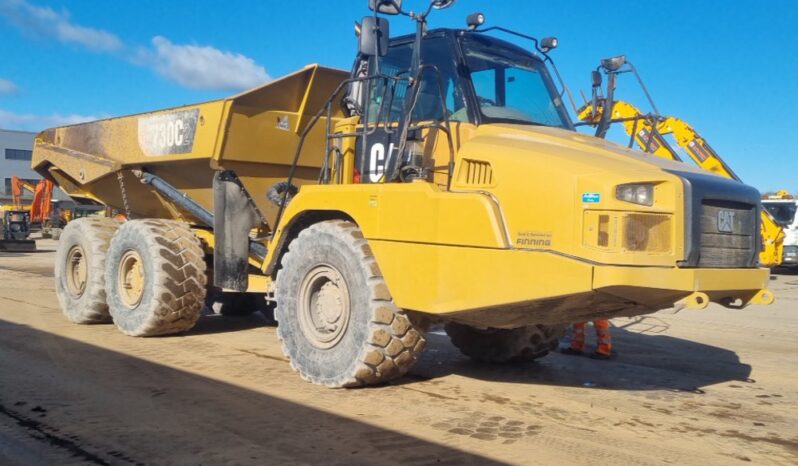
left=540, top=37, right=558, bottom=52
left=466, top=12, right=485, bottom=30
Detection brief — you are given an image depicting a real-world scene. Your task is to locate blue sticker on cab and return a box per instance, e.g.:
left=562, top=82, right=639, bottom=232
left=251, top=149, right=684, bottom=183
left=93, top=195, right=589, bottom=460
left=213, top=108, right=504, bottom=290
left=582, top=192, right=601, bottom=203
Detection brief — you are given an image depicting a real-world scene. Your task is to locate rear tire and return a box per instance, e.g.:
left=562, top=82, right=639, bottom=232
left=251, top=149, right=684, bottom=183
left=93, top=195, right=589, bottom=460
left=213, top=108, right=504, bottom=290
left=105, top=219, right=207, bottom=336
left=54, top=218, right=120, bottom=324
left=275, top=220, right=426, bottom=387
left=445, top=322, right=565, bottom=363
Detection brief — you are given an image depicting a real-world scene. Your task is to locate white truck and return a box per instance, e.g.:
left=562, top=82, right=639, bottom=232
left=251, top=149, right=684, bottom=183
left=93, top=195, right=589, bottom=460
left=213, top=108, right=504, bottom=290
left=763, top=193, right=798, bottom=267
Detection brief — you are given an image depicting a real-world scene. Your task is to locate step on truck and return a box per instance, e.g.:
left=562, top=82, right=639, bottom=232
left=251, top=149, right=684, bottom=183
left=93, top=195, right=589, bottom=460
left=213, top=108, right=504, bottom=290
left=32, top=0, right=773, bottom=387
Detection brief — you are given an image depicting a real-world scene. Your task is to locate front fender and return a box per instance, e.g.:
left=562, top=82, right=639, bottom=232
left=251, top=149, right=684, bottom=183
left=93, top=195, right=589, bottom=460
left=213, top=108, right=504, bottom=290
left=262, top=182, right=508, bottom=274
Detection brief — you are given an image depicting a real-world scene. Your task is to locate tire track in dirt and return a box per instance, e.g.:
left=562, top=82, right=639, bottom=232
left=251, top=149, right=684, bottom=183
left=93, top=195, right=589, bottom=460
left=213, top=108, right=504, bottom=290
left=1, top=248, right=797, bottom=464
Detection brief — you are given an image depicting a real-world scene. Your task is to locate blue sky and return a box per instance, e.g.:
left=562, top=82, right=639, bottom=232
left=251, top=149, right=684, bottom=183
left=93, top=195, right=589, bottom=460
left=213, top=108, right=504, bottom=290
left=0, top=0, right=795, bottom=193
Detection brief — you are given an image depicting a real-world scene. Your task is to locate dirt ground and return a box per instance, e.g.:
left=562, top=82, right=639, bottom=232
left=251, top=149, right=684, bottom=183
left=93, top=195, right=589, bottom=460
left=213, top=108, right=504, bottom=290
left=1, top=238, right=796, bottom=465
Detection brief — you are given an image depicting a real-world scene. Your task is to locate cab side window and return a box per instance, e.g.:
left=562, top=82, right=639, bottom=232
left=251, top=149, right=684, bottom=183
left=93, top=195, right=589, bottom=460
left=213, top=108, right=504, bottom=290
left=367, top=37, right=466, bottom=124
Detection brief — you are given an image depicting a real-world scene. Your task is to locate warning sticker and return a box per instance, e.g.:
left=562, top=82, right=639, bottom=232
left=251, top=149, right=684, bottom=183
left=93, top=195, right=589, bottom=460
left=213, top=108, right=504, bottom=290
left=582, top=192, right=601, bottom=204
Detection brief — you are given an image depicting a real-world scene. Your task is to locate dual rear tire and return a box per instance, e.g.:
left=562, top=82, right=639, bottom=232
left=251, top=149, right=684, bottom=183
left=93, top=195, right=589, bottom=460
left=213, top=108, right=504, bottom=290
left=54, top=218, right=207, bottom=336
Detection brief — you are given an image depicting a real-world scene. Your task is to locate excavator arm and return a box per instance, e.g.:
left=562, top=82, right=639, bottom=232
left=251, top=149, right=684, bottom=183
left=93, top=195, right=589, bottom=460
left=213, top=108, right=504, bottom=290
left=577, top=100, right=676, bottom=160
left=655, top=117, right=741, bottom=179
left=578, top=101, right=786, bottom=267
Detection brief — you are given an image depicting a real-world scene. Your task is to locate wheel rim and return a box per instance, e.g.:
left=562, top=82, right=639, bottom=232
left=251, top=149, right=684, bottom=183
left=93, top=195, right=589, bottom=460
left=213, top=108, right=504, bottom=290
left=65, top=245, right=87, bottom=298
left=118, top=250, right=145, bottom=308
left=297, top=264, right=351, bottom=349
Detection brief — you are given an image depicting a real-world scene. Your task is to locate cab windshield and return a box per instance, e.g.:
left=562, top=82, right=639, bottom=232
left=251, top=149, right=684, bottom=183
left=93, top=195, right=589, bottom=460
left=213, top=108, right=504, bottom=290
left=763, top=202, right=797, bottom=227
left=461, top=34, right=571, bottom=128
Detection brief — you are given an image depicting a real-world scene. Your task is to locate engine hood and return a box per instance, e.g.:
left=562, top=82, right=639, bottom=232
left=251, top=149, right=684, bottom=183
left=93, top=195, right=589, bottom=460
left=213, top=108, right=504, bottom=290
left=463, top=123, right=719, bottom=178
left=452, top=123, right=759, bottom=268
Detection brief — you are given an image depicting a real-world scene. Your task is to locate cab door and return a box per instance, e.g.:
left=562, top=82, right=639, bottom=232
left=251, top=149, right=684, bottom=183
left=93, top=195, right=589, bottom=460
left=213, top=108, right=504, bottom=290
left=353, top=35, right=469, bottom=184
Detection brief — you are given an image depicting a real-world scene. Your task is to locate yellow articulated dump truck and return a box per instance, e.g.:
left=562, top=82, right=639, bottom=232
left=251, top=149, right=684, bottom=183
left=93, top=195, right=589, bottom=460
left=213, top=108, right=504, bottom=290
left=33, top=1, right=773, bottom=387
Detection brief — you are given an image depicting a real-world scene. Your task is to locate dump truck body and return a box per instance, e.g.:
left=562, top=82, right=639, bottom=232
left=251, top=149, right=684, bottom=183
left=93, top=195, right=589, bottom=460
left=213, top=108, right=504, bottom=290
left=33, top=8, right=773, bottom=386
left=33, top=65, right=347, bottom=225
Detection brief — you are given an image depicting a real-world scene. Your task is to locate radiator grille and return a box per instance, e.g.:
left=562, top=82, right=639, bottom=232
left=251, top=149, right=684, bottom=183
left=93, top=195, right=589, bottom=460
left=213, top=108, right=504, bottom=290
left=623, top=213, right=671, bottom=253
left=698, top=200, right=756, bottom=267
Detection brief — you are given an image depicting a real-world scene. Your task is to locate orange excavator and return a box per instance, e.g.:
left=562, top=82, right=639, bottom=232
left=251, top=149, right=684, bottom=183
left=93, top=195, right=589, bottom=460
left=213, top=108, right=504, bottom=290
left=10, top=175, right=70, bottom=238
left=0, top=176, right=46, bottom=251
left=11, top=176, right=54, bottom=224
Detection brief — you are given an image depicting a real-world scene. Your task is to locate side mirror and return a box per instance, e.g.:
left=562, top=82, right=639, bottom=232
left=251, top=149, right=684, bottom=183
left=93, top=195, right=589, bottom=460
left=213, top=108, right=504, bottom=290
left=432, top=0, right=456, bottom=9
left=369, top=0, right=402, bottom=15
left=359, top=16, right=390, bottom=57
left=600, top=55, right=626, bottom=72
left=591, top=70, right=602, bottom=88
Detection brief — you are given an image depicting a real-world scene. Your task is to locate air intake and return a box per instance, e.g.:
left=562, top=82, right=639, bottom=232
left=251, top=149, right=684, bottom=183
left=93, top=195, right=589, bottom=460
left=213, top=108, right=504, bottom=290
left=458, top=159, right=494, bottom=187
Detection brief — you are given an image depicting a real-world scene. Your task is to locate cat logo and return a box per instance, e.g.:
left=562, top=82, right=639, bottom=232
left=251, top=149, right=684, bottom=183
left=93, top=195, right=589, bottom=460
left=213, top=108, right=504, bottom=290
left=717, top=210, right=735, bottom=233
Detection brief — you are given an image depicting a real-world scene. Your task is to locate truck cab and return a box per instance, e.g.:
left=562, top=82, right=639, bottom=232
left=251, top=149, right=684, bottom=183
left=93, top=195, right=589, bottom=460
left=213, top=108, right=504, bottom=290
left=349, top=28, right=573, bottom=185
left=763, top=195, right=798, bottom=266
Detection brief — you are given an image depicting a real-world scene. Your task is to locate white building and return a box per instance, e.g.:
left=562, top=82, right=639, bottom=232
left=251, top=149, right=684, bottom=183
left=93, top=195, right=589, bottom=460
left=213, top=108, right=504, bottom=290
left=0, top=128, right=70, bottom=204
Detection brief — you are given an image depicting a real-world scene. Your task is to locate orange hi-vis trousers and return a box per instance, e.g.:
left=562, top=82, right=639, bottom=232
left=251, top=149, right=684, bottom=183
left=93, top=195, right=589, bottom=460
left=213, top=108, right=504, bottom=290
left=570, top=320, right=612, bottom=355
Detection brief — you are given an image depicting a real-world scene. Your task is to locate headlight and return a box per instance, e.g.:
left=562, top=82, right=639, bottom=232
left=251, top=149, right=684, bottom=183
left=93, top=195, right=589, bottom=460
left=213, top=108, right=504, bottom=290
left=616, top=183, right=654, bottom=206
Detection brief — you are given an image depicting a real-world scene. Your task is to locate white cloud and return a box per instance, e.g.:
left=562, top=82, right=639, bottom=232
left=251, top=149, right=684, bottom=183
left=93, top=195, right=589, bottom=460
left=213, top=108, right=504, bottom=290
left=139, top=36, right=270, bottom=91
left=0, top=0, right=122, bottom=52
left=0, top=109, right=102, bottom=131
left=0, top=1, right=269, bottom=93
left=0, top=78, right=18, bottom=95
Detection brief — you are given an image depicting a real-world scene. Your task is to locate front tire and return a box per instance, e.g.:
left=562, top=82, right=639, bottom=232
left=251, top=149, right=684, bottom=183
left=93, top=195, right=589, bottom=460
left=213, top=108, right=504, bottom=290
left=54, top=217, right=120, bottom=323
left=275, top=220, right=426, bottom=387
left=445, top=323, right=565, bottom=363
left=105, top=219, right=207, bottom=336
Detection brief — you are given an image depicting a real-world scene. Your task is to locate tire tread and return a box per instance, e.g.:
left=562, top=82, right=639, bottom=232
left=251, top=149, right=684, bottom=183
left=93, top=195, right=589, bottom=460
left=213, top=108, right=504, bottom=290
left=276, top=220, right=426, bottom=387
left=107, top=219, right=207, bottom=336
left=445, top=322, right=565, bottom=363
left=55, top=217, right=121, bottom=324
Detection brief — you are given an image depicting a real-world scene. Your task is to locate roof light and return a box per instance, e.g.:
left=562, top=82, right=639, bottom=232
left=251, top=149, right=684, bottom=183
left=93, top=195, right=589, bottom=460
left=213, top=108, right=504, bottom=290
left=466, top=12, right=485, bottom=30
left=540, top=37, right=558, bottom=52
